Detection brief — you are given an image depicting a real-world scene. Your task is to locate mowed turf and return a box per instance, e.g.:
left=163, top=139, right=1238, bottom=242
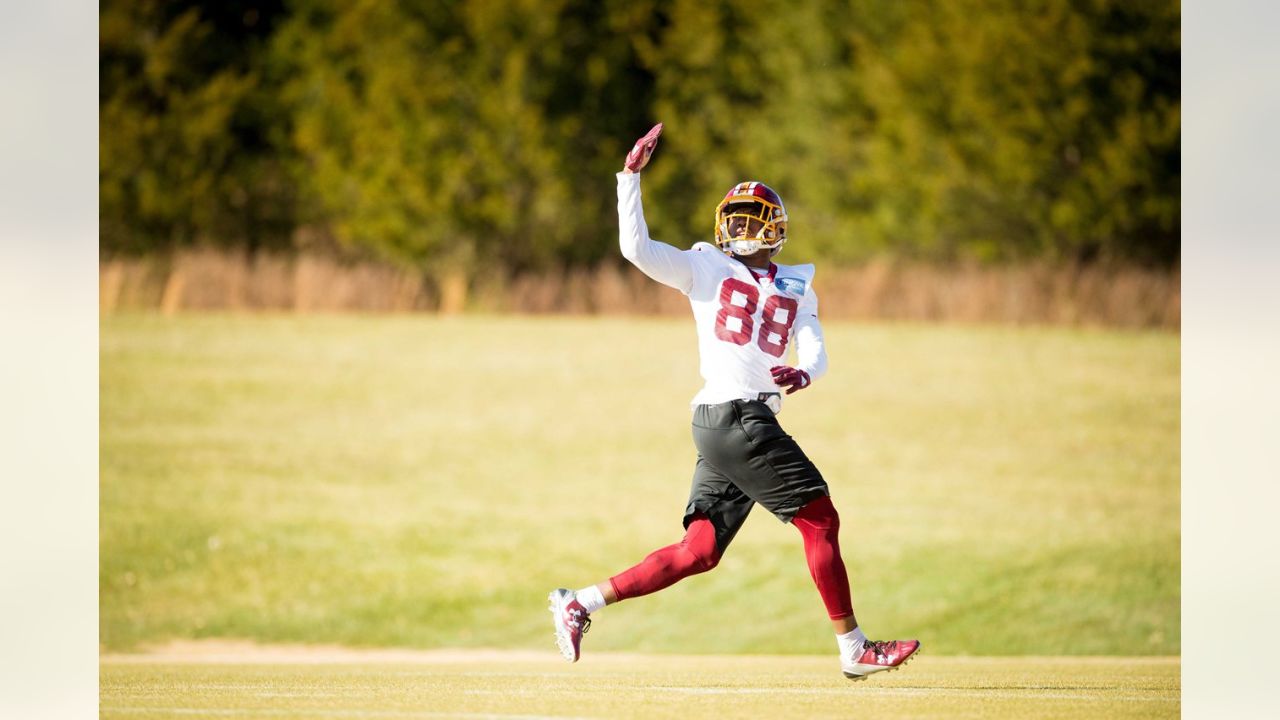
left=101, top=314, right=1179, bottom=655
left=99, top=651, right=1179, bottom=719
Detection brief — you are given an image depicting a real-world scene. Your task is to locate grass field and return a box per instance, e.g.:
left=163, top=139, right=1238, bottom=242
left=99, top=648, right=1179, bottom=719
left=101, top=314, right=1179, bottom=656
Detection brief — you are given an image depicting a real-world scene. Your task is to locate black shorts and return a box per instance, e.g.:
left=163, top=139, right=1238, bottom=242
left=683, top=399, right=829, bottom=552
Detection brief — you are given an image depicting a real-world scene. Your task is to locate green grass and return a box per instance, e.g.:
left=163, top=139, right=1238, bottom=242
left=99, top=653, right=1180, bottom=719
left=100, top=314, right=1179, bottom=655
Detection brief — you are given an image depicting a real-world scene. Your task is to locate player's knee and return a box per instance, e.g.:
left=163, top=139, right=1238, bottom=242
left=679, top=516, right=721, bottom=573
left=677, top=533, right=720, bottom=574
left=795, top=495, right=840, bottom=533
left=824, top=506, right=841, bottom=534
left=689, top=545, right=720, bottom=573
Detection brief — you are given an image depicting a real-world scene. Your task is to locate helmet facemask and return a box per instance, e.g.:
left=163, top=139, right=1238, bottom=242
left=714, top=193, right=788, bottom=257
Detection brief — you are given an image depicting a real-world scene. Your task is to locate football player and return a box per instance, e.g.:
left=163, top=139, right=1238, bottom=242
left=549, top=123, right=919, bottom=680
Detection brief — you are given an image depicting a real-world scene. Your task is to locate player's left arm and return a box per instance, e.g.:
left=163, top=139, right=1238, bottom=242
left=771, top=285, right=828, bottom=394
left=793, top=286, right=828, bottom=382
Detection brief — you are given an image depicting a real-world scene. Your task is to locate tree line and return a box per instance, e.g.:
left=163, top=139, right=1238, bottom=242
left=101, top=0, right=1180, bottom=281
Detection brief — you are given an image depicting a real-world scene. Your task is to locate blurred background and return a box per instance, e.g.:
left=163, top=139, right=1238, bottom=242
left=100, top=0, right=1180, bottom=658
left=99, top=0, right=1179, bottom=325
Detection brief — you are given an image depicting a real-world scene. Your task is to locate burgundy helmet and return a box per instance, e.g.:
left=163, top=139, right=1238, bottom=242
left=714, top=181, right=788, bottom=256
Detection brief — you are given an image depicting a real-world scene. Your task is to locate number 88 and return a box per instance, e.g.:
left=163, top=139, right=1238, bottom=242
left=713, top=278, right=798, bottom=358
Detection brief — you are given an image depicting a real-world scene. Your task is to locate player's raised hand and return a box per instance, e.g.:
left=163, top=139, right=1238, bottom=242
left=623, top=123, right=663, bottom=174
left=770, top=365, right=811, bottom=395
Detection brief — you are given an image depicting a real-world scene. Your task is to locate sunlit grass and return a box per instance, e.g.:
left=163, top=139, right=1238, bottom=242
left=101, top=314, right=1178, bottom=655
left=99, top=653, right=1181, bottom=719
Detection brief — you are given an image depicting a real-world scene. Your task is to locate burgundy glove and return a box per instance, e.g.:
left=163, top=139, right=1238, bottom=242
left=623, top=122, right=663, bottom=173
left=770, top=365, right=811, bottom=395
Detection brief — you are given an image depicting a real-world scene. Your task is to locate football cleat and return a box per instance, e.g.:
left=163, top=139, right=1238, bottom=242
left=548, top=588, right=592, bottom=663
left=842, top=639, right=921, bottom=680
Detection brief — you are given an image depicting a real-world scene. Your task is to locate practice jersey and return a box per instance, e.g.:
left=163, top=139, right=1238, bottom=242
left=617, top=172, right=828, bottom=411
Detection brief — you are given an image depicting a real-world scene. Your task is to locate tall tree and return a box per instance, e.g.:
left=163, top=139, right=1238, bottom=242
left=274, top=0, right=657, bottom=280
left=100, top=0, right=294, bottom=255
left=100, top=0, right=1180, bottom=268
left=846, top=0, right=1180, bottom=263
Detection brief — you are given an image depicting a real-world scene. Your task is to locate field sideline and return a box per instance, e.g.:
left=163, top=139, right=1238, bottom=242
left=100, top=645, right=1179, bottom=719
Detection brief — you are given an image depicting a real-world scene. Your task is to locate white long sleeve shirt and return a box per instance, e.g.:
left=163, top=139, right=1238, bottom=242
left=617, top=172, right=828, bottom=412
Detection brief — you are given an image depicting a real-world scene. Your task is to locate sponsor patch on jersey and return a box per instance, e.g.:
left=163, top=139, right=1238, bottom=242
left=775, top=276, right=806, bottom=296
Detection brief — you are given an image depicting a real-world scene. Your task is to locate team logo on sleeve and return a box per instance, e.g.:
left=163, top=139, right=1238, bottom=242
left=776, top=276, right=806, bottom=296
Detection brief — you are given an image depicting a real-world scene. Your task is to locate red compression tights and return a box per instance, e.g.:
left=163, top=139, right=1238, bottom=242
left=608, top=499, right=852, bottom=621
left=792, top=495, right=854, bottom=620
left=609, top=513, right=721, bottom=600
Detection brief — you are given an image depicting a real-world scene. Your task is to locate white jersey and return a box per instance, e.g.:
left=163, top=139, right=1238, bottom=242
left=617, top=172, right=828, bottom=411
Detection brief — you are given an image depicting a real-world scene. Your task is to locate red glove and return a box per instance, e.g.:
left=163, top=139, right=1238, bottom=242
left=623, top=123, right=663, bottom=173
left=770, top=365, right=811, bottom=395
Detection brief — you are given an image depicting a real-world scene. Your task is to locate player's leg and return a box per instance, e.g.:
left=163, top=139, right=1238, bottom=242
left=792, top=494, right=855, bottom=629
left=789, top=494, right=916, bottom=678
left=693, top=401, right=850, bottom=615
left=548, top=457, right=753, bottom=662
left=607, top=457, right=752, bottom=601
left=694, top=399, right=919, bottom=679
left=602, top=511, right=719, bottom=601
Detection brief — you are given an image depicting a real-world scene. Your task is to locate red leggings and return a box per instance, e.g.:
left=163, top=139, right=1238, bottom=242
left=792, top=495, right=854, bottom=619
left=609, top=513, right=721, bottom=599
left=608, top=497, right=853, bottom=620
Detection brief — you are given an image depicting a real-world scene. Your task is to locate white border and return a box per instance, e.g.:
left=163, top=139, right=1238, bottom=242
left=0, top=1, right=99, bottom=718
left=1183, top=1, right=1280, bottom=717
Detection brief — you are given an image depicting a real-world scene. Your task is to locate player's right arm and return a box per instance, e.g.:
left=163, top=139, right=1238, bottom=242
left=617, top=172, right=695, bottom=293
left=616, top=123, right=696, bottom=294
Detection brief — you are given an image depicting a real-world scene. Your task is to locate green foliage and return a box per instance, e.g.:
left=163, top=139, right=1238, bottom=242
left=100, top=1, right=295, bottom=254
left=844, top=0, right=1180, bottom=264
left=100, top=0, right=1180, bottom=269
left=271, top=0, right=651, bottom=274
left=101, top=315, right=1179, bottom=655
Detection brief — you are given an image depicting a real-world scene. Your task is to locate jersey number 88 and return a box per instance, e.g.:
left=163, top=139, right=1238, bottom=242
left=713, top=278, right=798, bottom=358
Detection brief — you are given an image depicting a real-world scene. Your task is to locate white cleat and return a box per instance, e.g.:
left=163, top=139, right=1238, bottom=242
left=547, top=588, right=591, bottom=663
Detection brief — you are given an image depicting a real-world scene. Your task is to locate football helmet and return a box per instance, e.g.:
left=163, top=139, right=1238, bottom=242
left=714, top=181, right=788, bottom=256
